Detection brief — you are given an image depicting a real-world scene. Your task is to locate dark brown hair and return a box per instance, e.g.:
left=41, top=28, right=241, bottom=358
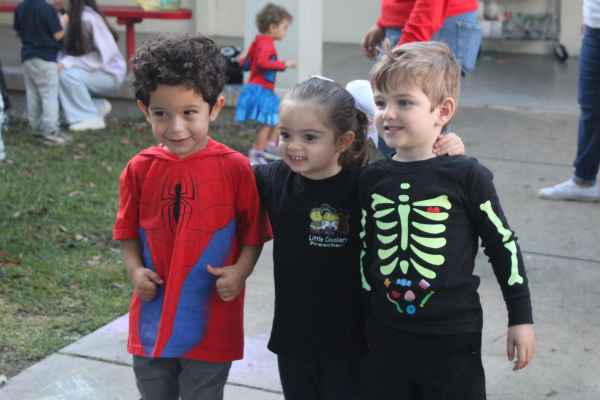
left=256, top=3, right=293, bottom=34
left=63, top=0, right=119, bottom=56
left=282, top=78, right=368, bottom=167
left=133, top=33, right=227, bottom=110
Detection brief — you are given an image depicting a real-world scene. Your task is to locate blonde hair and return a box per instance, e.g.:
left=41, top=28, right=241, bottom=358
left=370, top=40, right=461, bottom=115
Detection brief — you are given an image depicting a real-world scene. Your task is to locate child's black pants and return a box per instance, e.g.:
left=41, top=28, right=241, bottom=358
left=362, top=317, right=486, bottom=400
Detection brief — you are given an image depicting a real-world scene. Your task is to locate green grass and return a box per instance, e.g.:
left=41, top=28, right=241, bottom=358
left=0, top=115, right=257, bottom=377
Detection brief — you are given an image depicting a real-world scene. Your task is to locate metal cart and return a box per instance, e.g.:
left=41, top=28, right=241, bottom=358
left=481, top=0, right=568, bottom=61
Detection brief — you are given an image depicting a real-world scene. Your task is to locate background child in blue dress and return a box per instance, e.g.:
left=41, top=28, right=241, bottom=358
left=235, top=3, right=298, bottom=164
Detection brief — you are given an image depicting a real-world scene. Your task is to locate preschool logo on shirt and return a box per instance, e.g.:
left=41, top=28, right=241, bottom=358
left=308, top=204, right=349, bottom=248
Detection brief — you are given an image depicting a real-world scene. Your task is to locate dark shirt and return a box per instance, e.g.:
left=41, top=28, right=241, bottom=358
left=254, top=161, right=368, bottom=361
left=13, top=0, right=62, bottom=63
left=360, top=155, right=533, bottom=336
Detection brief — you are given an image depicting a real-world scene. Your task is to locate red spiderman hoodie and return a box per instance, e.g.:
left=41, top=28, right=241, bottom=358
left=114, top=138, right=272, bottom=362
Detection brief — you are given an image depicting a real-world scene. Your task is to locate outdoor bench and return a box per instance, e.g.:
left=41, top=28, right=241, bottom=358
left=0, top=1, right=192, bottom=72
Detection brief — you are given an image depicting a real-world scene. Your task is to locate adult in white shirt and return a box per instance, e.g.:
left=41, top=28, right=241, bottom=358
left=539, top=0, right=600, bottom=201
left=55, top=0, right=126, bottom=131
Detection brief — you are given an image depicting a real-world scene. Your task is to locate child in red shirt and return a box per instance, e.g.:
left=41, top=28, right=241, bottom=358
left=114, top=33, right=272, bottom=400
left=235, top=3, right=298, bottom=164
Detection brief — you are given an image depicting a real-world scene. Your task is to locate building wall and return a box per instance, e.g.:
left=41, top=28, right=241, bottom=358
left=0, top=0, right=584, bottom=56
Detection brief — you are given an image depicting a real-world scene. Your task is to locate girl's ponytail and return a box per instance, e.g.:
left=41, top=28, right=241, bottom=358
left=339, top=109, right=368, bottom=167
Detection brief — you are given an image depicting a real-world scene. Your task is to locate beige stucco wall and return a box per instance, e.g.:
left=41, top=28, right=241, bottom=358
left=0, top=0, right=584, bottom=56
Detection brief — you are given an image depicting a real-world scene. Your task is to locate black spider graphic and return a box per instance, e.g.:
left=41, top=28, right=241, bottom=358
left=161, top=175, right=195, bottom=235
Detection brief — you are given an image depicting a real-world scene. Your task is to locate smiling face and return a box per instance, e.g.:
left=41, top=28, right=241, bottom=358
left=139, top=85, right=224, bottom=159
left=374, top=81, right=452, bottom=162
left=278, top=100, right=353, bottom=180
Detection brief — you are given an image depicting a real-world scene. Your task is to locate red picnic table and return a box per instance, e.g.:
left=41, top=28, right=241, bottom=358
left=0, top=1, right=192, bottom=73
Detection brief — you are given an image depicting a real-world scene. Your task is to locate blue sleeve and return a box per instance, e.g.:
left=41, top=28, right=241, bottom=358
left=13, top=5, right=21, bottom=32
left=45, top=5, right=63, bottom=34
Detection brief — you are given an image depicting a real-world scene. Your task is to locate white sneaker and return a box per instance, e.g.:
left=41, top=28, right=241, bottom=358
left=42, top=130, right=73, bottom=146
left=97, top=99, right=112, bottom=117
left=248, top=148, right=267, bottom=165
left=264, top=141, right=282, bottom=160
left=538, top=179, right=599, bottom=202
left=69, top=117, right=106, bottom=131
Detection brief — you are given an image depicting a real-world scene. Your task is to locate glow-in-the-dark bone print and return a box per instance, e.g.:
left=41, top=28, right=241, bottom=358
left=367, top=185, right=451, bottom=279
left=479, top=201, right=524, bottom=286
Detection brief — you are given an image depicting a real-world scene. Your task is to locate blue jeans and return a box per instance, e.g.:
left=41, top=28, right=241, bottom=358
left=58, top=68, right=120, bottom=124
left=377, top=11, right=482, bottom=157
left=573, top=26, right=600, bottom=186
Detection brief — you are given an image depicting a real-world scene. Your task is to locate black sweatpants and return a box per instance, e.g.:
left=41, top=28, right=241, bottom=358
left=362, top=317, right=486, bottom=400
left=277, top=355, right=363, bottom=400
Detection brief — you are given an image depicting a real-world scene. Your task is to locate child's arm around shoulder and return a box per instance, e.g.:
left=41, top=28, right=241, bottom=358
left=206, top=244, right=264, bottom=302
left=433, top=132, right=465, bottom=156
left=121, top=239, right=163, bottom=302
left=205, top=153, right=272, bottom=302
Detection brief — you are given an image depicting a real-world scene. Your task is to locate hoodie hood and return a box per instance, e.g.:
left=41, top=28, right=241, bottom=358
left=138, top=137, right=237, bottom=162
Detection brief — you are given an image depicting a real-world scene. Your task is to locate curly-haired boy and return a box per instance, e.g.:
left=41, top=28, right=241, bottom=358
left=113, top=33, right=273, bottom=400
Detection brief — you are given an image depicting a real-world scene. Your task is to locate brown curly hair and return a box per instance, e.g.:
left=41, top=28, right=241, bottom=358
left=133, top=33, right=227, bottom=110
left=256, top=3, right=293, bottom=34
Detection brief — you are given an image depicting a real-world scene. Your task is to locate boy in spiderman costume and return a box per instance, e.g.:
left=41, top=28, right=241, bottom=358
left=113, top=33, right=272, bottom=400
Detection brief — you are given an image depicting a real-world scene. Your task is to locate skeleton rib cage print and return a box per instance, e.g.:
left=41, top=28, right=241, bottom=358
left=360, top=182, right=525, bottom=316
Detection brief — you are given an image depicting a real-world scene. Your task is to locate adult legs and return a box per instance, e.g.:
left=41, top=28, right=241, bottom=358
left=539, top=26, right=600, bottom=201
left=58, top=68, right=118, bottom=125
left=573, top=26, right=600, bottom=185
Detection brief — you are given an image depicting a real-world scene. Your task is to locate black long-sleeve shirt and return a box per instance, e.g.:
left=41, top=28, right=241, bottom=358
left=359, top=155, right=533, bottom=335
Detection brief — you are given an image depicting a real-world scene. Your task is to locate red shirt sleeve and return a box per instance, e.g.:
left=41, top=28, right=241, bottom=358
left=230, top=155, right=273, bottom=246
left=113, top=159, right=143, bottom=240
left=255, top=40, right=286, bottom=72
left=398, top=0, right=450, bottom=45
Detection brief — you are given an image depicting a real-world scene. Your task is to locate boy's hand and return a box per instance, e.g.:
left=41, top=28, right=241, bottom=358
left=362, top=25, right=386, bottom=60
left=59, top=13, right=69, bottom=27
left=207, top=264, right=248, bottom=302
left=507, top=324, right=536, bottom=371
left=285, top=60, right=298, bottom=69
left=131, top=267, right=163, bottom=302
left=433, top=132, right=465, bottom=156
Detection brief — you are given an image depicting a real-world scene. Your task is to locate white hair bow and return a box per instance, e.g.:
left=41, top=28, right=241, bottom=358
left=346, top=80, right=378, bottom=148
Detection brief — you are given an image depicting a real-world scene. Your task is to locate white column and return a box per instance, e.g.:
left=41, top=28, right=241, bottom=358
left=196, top=0, right=219, bottom=36
left=244, top=0, right=323, bottom=96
